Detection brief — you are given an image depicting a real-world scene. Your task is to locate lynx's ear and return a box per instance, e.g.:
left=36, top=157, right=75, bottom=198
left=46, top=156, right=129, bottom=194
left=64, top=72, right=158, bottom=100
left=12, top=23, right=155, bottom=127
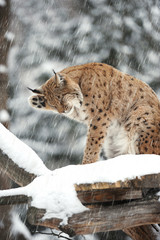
left=54, top=73, right=66, bottom=87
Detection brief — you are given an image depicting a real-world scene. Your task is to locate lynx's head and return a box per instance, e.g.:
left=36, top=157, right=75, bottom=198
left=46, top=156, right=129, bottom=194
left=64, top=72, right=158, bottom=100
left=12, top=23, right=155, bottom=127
left=28, top=72, right=83, bottom=115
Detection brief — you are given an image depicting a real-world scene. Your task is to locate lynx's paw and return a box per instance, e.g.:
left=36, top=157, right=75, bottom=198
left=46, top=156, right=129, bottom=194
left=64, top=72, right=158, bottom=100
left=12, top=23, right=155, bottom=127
left=29, top=95, right=46, bottom=109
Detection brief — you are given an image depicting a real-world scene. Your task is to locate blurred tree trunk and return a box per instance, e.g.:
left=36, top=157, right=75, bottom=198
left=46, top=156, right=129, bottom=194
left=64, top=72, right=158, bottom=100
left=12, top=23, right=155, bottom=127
left=0, top=0, right=10, bottom=122
left=0, top=1, right=26, bottom=239
left=0, top=1, right=13, bottom=239
left=0, top=0, right=12, bottom=238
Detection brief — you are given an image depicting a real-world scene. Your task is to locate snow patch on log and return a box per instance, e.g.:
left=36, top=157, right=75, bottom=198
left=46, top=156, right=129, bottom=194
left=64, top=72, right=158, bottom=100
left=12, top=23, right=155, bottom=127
left=0, top=123, right=50, bottom=176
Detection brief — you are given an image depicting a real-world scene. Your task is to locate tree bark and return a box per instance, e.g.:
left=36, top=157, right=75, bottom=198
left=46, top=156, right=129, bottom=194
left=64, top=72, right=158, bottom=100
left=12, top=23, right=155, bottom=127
left=27, top=198, right=160, bottom=238
left=0, top=0, right=10, bottom=129
left=124, top=225, right=160, bottom=240
left=0, top=195, right=29, bottom=205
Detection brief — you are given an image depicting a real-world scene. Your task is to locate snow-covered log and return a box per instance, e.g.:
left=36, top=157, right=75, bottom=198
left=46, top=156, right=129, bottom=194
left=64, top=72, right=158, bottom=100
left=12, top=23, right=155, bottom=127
left=0, top=123, right=50, bottom=186
left=1, top=123, right=160, bottom=239
left=0, top=149, right=36, bottom=186
left=26, top=172, right=160, bottom=240
left=28, top=198, right=160, bottom=239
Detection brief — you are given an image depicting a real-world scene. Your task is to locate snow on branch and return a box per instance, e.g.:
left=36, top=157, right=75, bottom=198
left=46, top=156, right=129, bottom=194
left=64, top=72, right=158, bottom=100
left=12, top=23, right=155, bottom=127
left=0, top=123, right=50, bottom=185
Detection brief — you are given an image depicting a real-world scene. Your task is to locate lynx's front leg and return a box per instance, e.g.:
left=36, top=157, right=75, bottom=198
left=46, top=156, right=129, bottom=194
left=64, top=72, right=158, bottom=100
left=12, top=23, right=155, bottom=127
left=82, top=115, right=112, bottom=164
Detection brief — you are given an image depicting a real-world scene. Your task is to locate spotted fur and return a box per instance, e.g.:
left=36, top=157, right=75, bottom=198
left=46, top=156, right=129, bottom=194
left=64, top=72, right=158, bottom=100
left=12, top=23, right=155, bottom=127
left=28, top=63, right=160, bottom=164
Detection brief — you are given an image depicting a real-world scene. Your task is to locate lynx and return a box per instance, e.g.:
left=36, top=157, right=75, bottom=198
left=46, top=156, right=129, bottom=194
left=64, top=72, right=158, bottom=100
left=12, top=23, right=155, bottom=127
left=28, top=63, right=160, bottom=164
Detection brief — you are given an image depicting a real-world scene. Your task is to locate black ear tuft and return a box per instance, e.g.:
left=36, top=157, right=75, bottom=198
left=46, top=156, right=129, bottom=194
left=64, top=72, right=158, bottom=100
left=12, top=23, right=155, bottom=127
left=52, top=69, right=56, bottom=75
left=27, top=87, right=33, bottom=91
left=27, top=87, right=41, bottom=94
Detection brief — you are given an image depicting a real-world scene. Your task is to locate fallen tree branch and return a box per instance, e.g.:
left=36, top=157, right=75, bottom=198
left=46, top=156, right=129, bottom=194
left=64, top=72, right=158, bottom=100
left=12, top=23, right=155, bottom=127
left=0, top=149, right=36, bottom=186
left=27, top=197, right=160, bottom=237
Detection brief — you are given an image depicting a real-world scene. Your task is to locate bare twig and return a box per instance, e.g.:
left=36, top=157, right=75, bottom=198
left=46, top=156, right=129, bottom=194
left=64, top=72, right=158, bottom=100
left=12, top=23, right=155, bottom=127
left=50, top=229, right=72, bottom=240
left=34, top=229, right=72, bottom=240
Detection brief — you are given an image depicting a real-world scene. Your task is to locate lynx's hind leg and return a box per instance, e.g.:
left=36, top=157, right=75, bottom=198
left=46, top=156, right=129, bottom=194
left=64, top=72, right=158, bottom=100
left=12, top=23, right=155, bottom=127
left=28, top=95, right=46, bottom=109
